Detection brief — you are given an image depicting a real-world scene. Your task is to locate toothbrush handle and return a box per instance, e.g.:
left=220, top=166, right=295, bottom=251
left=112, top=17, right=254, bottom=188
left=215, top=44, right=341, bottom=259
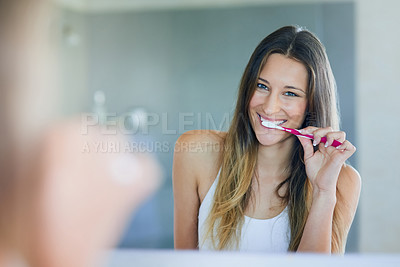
left=283, top=127, right=343, bottom=148
left=295, top=131, right=342, bottom=148
left=320, top=137, right=342, bottom=148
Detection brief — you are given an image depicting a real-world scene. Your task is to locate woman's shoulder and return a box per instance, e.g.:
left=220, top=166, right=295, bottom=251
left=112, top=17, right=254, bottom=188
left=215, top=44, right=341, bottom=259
left=175, top=130, right=226, bottom=166
left=336, top=163, right=361, bottom=215
left=175, top=130, right=226, bottom=157
left=174, top=130, right=226, bottom=188
left=176, top=129, right=226, bottom=146
left=338, top=164, right=361, bottom=189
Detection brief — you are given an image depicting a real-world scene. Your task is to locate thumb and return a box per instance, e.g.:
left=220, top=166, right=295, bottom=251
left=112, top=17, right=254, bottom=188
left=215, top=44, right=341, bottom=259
left=297, top=135, right=314, bottom=161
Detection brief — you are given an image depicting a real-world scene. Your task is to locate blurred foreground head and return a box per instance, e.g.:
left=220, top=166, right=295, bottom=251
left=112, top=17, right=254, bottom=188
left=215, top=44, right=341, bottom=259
left=0, top=1, right=161, bottom=266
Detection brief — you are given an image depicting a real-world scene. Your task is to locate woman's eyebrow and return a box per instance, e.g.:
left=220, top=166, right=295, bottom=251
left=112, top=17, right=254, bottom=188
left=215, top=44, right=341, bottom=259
left=285, top=85, right=306, bottom=94
left=258, top=77, right=305, bottom=94
left=258, top=77, right=270, bottom=84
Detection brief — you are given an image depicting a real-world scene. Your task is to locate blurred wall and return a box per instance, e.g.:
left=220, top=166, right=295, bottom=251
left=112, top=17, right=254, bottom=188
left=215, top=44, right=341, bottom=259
left=356, top=0, right=400, bottom=253
left=59, top=2, right=356, bottom=250
left=58, top=9, right=89, bottom=116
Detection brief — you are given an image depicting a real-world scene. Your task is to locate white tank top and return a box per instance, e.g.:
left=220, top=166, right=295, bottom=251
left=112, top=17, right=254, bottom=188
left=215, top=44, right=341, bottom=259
left=198, top=170, right=290, bottom=252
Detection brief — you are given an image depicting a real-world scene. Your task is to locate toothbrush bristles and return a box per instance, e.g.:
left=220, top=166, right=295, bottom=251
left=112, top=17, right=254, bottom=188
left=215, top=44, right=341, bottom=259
left=261, top=120, right=284, bottom=130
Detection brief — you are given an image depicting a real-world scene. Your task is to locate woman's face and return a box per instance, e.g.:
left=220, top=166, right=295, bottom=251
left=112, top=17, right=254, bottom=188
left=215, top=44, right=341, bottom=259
left=248, top=53, right=308, bottom=147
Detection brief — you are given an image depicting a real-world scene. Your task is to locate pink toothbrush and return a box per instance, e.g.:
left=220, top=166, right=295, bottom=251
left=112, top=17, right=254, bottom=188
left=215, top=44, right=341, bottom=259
left=261, top=120, right=342, bottom=148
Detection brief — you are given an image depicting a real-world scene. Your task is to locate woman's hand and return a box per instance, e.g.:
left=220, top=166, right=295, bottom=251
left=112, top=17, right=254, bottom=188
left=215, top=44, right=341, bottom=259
left=297, top=126, right=356, bottom=196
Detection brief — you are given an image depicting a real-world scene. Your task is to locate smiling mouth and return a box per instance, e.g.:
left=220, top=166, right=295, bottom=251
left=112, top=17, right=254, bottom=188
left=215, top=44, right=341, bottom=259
left=257, top=113, right=287, bottom=127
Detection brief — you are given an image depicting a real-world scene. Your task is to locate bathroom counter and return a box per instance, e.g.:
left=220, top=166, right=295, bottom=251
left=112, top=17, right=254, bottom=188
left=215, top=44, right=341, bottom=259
left=106, top=249, right=400, bottom=267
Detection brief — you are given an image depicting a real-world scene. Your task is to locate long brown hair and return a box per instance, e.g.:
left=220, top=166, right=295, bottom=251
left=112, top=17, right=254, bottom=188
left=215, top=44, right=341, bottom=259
left=203, top=26, right=345, bottom=252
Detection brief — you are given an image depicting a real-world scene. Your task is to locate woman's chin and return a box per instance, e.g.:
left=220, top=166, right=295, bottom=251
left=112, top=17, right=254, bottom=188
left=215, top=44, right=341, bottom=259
left=255, top=133, right=293, bottom=147
left=255, top=136, right=282, bottom=147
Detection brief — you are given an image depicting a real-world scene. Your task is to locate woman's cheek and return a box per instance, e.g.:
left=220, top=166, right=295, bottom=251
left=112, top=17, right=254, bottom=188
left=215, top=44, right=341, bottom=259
left=285, top=102, right=308, bottom=127
left=249, top=93, right=262, bottom=108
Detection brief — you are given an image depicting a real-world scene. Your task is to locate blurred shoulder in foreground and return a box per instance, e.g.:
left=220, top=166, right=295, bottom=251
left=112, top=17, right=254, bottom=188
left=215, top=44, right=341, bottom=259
left=31, top=119, right=161, bottom=267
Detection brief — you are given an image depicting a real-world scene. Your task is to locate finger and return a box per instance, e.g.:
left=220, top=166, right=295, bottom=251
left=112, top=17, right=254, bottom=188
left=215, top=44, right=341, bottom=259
left=299, top=126, right=318, bottom=135
left=296, top=134, right=314, bottom=161
left=300, top=127, right=345, bottom=148
left=311, top=127, right=334, bottom=146
left=331, top=140, right=357, bottom=164
left=324, top=143, right=339, bottom=154
left=324, top=131, right=346, bottom=148
left=336, top=140, right=356, bottom=154
left=298, top=126, right=319, bottom=147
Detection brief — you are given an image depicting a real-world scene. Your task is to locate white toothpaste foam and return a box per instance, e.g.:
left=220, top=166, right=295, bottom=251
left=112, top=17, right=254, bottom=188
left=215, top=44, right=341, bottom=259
left=261, top=120, right=279, bottom=129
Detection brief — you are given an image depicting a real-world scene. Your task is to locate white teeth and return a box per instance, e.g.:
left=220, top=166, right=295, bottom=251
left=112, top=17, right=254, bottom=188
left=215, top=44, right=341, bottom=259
left=258, top=115, right=285, bottom=126
left=261, top=120, right=278, bottom=129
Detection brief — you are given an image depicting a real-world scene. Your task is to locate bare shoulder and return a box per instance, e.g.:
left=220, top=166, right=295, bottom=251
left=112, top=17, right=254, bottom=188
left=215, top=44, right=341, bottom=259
left=175, top=130, right=226, bottom=163
left=338, top=164, right=362, bottom=194
left=175, top=129, right=226, bottom=147
left=174, top=130, right=226, bottom=172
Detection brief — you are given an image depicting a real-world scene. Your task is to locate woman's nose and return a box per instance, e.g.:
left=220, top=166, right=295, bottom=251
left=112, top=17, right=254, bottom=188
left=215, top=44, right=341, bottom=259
left=262, top=94, right=281, bottom=115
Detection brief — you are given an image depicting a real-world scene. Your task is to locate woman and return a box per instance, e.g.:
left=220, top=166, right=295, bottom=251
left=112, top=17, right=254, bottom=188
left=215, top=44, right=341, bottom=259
left=173, top=25, right=360, bottom=253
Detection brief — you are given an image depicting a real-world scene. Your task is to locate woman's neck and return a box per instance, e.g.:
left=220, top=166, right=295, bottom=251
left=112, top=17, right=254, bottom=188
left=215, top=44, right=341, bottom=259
left=256, top=137, right=295, bottom=182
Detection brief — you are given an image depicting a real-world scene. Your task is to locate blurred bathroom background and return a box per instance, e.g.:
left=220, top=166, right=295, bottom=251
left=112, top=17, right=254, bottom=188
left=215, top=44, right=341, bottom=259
left=52, top=0, right=400, bottom=253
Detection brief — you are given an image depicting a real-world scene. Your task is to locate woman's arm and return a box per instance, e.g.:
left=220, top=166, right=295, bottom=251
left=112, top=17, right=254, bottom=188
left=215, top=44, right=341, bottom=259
left=173, top=132, right=201, bottom=249
left=296, top=127, right=361, bottom=253
left=297, top=164, right=361, bottom=253
left=173, top=130, right=225, bottom=249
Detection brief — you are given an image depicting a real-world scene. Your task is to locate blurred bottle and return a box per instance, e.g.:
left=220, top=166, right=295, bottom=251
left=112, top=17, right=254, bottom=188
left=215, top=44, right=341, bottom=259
left=93, top=90, right=107, bottom=125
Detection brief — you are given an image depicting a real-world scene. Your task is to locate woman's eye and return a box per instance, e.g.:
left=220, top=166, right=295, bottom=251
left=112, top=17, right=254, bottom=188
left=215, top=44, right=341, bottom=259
left=284, top=91, right=298, bottom=97
left=257, top=83, right=268, bottom=90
